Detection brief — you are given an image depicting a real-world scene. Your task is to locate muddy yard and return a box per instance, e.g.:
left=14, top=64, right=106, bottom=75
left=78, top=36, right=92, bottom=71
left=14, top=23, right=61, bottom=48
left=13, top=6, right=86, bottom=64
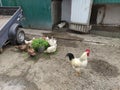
left=0, top=29, right=120, bottom=90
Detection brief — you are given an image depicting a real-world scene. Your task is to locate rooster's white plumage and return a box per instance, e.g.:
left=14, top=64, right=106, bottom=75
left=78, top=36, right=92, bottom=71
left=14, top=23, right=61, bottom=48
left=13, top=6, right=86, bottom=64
left=66, top=49, right=90, bottom=76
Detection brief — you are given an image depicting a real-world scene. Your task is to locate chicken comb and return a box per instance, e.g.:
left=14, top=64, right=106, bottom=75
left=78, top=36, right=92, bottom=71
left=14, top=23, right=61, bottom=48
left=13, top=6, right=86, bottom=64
left=85, top=49, right=90, bottom=52
left=85, top=49, right=90, bottom=56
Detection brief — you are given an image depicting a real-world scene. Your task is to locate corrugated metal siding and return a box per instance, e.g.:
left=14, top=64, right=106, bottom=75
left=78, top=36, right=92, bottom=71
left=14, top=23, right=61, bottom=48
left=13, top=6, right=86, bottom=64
left=94, top=0, right=120, bottom=4
left=69, top=23, right=92, bottom=33
left=61, top=0, right=71, bottom=22
left=1, top=0, right=52, bottom=29
left=71, top=0, right=93, bottom=24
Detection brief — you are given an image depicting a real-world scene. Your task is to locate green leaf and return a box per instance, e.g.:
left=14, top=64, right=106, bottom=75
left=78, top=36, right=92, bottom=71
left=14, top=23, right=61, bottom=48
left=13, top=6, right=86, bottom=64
left=31, top=38, right=50, bottom=51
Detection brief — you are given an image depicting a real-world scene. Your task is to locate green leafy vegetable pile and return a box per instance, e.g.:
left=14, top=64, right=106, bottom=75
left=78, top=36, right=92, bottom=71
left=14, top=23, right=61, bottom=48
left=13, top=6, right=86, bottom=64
left=31, top=38, right=49, bottom=51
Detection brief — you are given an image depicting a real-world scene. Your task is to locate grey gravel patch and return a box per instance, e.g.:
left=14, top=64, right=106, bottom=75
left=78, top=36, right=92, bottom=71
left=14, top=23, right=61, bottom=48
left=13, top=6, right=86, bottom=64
left=0, top=75, right=39, bottom=90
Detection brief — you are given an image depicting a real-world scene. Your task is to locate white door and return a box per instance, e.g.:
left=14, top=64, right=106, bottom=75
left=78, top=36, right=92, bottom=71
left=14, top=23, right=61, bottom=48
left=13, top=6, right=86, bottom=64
left=71, top=0, right=93, bottom=25
left=62, top=0, right=71, bottom=22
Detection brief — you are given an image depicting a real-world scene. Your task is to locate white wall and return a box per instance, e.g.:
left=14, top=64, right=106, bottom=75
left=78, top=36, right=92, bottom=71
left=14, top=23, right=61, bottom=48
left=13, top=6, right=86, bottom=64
left=61, top=0, right=71, bottom=22
left=97, top=5, right=120, bottom=25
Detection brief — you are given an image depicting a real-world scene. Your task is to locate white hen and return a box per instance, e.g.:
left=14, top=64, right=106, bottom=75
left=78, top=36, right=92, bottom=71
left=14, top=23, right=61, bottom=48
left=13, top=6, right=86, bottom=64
left=44, top=44, right=57, bottom=53
left=45, top=37, right=57, bottom=46
left=44, top=37, right=57, bottom=53
left=25, top=37, right=35, bottom=45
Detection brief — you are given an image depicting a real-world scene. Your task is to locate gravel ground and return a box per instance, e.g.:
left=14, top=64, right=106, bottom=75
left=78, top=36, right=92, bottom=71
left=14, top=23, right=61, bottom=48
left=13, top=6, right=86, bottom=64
left=0, top=29, right=120, bottom=90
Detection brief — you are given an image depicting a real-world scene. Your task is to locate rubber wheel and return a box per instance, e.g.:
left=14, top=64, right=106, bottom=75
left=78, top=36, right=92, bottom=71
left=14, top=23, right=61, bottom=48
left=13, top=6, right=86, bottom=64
left=16, top=29, right=25, bottom=44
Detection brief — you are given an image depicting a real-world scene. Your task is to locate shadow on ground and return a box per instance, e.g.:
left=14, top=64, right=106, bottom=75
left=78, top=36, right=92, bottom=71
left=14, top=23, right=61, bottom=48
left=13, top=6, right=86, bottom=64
left=89, top=59, right=120, bottom=77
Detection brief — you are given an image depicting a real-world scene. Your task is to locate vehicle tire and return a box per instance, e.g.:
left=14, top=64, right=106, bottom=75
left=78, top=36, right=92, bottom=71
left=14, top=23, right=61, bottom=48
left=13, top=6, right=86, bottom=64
left=9, top=23, right=25, bottom=45
left=16, top=29, right=25, bottom=44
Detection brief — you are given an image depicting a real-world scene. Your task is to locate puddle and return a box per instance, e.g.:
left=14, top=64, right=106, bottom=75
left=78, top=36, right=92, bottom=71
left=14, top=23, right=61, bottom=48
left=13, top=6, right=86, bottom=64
left=43, top=31, right=83, bottom=47
left=89, top=60, right=120, bottom=77
left=58, top=39, right=78, bottom=47
left=43, top=32, right=83, bottom=41
left=0, top=75, right=38, bottom=90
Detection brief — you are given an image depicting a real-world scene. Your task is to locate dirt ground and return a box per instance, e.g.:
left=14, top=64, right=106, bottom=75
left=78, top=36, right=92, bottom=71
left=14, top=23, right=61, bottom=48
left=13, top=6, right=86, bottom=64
left=0, top=15, right=11, bottom=28
left=0, top=29, right=120, bottom=90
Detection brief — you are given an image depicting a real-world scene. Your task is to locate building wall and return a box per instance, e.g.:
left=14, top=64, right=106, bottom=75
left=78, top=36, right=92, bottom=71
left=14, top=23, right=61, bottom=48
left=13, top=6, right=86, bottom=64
left=1, top=0, right=52, bottom=29
left=94, top=0, right=120, bottom=4
left=52, top=0, right=62, bottom=24
left=61, top=0, right=71, bottom=22
left=97, top=5, right=120, bottom=25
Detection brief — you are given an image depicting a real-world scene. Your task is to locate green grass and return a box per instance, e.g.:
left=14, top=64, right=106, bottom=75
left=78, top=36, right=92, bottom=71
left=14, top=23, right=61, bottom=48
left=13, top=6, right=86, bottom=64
left=30, top=54, right=41, bottom=60
left=21, top=45, right=58, bottom=61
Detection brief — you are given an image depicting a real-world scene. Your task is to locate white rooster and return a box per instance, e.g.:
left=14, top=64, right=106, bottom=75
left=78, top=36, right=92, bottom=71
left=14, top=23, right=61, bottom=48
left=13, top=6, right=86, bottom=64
left=44, top=37, right=57, bottom=53
left=66, top=49, right=90, bottom=76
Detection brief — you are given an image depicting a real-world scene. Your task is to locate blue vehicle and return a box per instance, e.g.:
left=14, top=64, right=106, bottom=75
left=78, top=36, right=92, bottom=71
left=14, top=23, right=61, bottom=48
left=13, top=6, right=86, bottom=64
left=0, top=7, right=25, bottom=53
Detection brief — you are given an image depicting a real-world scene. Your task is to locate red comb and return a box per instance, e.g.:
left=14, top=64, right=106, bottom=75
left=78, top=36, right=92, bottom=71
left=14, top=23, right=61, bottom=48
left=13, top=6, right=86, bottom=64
left=85, top=49, right=90, bottom=52
left=85, top=49, right=90, bottom=56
